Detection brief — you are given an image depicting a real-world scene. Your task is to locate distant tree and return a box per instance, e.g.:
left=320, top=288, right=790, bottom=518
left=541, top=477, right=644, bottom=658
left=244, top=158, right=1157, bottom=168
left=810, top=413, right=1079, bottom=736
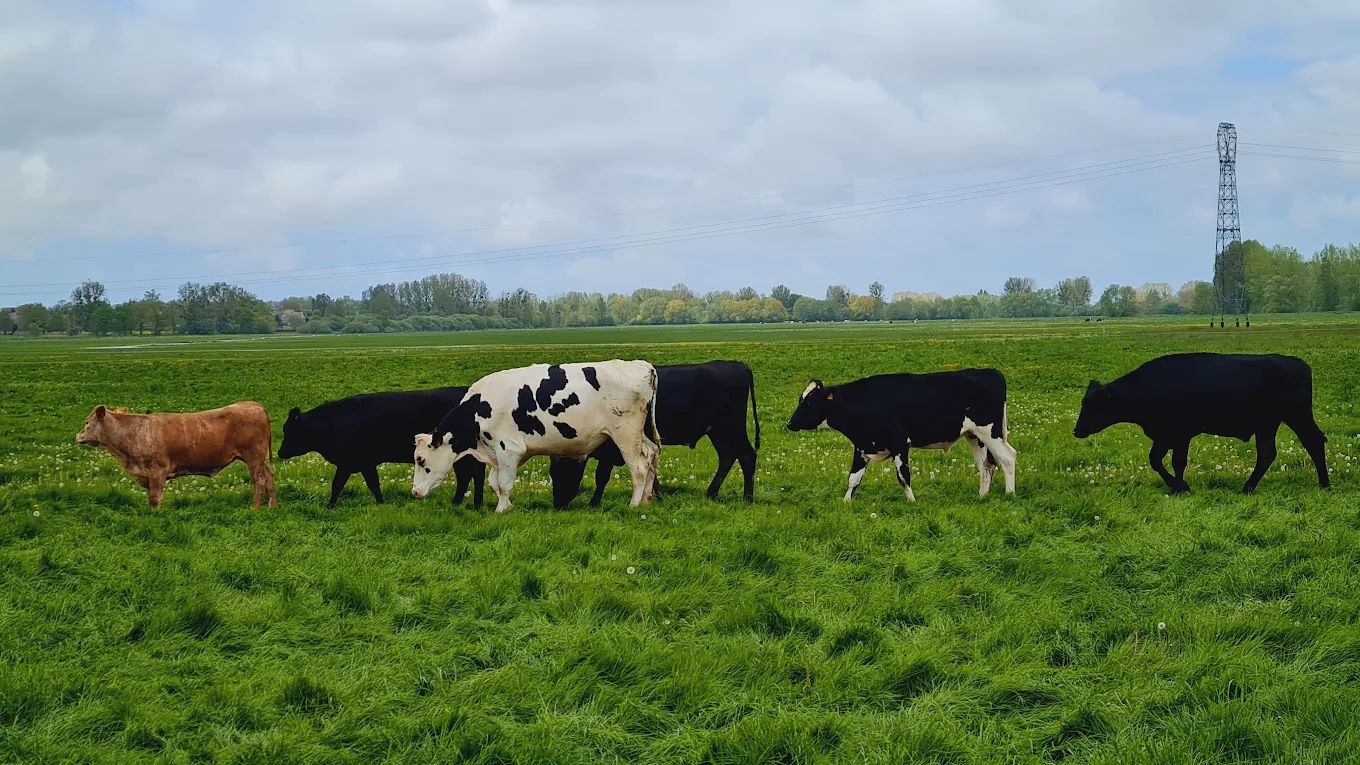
left=69, top=279, right=108, bottom=334
left=1056, top=276, right=1092, bottom=311
left=868, top=281, right=884, bottom=300
left=17, top=303, right=49, bottom=335
left=638, top=296, right=668, bottom=325
left=664, top=299, right=690, bottom=324
left=792, top=296, right=822, bottom=322
left=825, top=285, right=849, bottom=306
left=771, top=284, right=795, bottom=311
left=1318, top=252, right=1341, bottom=312
left=0, top=311, right=13, bottom=335
left=670, top=283, right=695, bottom=301
left=736, top=286, right=759, bottom=301
left=1098, top=284, right=1137, bottom=317
left=312, top=293, right=333, bottom=317
left=608, top=295, right=637, bottom=326
left=849, top=295, right=881, bottom=321
left=1003, top=276, right=1035, bottom=295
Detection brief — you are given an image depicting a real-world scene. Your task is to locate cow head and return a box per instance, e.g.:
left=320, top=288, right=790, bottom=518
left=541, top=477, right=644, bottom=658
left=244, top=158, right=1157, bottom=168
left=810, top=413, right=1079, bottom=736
left=1073, top=380, right=1115, bottom=438
left=76, top=405, right=116, bottom=447
left=277, top=406, right=315, bottom=460
left=786, top=379, right=833, bottom=431
left=411, top=432, right=457, bottom=498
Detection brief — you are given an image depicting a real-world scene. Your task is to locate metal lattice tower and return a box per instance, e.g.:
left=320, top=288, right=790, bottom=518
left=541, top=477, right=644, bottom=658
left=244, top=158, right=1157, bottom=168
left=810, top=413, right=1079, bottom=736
left=1212, top=122, right=1248, bottom=327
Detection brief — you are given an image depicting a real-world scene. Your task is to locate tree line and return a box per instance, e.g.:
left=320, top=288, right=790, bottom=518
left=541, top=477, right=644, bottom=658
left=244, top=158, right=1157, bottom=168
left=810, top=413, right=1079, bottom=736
left=4, top=240, right=1358, bottom=337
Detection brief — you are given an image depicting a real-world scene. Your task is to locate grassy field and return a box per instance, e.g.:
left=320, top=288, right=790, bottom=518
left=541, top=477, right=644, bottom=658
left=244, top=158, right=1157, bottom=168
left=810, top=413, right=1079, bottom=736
left=3, top=316, right=1360, bottom=764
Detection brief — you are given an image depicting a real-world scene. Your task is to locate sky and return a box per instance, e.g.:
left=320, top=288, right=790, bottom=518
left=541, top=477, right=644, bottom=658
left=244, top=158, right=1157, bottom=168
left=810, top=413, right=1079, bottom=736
left=3, top=0, right=1359, bottom=306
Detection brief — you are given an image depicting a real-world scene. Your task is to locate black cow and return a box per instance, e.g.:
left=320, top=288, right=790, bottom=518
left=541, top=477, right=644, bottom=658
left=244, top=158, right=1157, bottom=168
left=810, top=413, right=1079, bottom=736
left=278, top=387, right=486, bottom=507
left=786, top=369, right=1016, bottom=501
left=1074, top=352, right=1329, bottom=494
left=547, top=360, right=760, bottom=507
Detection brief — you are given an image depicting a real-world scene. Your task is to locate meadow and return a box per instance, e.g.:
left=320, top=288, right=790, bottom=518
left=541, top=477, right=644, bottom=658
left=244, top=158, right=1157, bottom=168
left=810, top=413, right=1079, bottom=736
left=2, top=315, right=1360, bottom=764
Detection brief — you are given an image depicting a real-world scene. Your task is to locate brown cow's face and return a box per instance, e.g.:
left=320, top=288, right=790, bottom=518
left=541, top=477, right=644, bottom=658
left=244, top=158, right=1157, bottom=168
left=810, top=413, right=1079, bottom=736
left=76, top=405, right=111, bottom=446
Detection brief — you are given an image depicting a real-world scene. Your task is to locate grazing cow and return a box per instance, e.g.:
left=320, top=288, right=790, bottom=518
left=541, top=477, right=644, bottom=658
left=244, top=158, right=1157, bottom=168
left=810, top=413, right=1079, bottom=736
left=547, top=360, right=760, bottom=507
left=412, top=360, right=660, bottom=512
left=1074, top=352, right=1329, bottom=494
left=278, top=388, right=486, bottom=508
left=75, top=402, right=276, bottom=509
left=786, top=369, right=1016, bottom=501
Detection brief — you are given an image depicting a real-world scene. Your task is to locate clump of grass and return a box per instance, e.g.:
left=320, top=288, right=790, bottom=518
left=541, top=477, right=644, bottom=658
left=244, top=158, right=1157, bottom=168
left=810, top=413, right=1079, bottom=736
left=322, top=575, right=375, bottom=615
left=176, top=602, right=221, bottom=639
left=277, top=676, right=334, bottom=715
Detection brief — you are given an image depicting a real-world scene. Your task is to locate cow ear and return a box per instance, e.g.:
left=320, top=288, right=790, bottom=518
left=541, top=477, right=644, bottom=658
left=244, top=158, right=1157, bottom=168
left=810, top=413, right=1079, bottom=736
left=289, top=406, right=301, bottom=417
left=1086, top=380, right=1102, bottom=393
left=825, top=389, right=834, bottom=401
left=95, top=405, right=107, bottom=419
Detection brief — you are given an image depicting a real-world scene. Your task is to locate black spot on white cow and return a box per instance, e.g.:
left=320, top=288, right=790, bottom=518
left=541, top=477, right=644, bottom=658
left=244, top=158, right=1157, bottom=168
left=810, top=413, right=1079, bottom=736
left=278, top=387, right=486, bottom=508
left=786, top=369, right=1015, bottom=501
left=1074, top=352, right=1329, bottom=494
left=548, top=360, right=761, bottom=507
left=413, top=360, right=660, bottom=512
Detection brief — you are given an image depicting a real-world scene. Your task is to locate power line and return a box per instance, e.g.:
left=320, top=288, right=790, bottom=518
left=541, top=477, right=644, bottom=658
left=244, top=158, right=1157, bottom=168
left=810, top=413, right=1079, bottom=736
left=1, top=147, right=1212, bottom=292
left=0, top=152, right=1211, bottom=297
left=1255, top=128, right=1360, bottom=139
left=1239, top=142, right=1360, bottom=154
left=1239, top=151, right=1360, bottom=165
left=18, top=131, right=1208, bottom=264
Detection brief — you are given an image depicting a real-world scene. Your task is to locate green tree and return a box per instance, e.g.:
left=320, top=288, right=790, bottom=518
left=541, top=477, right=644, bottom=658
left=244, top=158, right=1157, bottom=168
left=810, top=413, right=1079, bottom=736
left=312, top=293, right=333, bottom=317
left=1003, top=276, right=1035, bottom=295
left=0, top=311, right=14, bottom=335
left=792, top=296, right=822, bottom=321
left=17, top=303, right=49, bottom=335
left=638, top=296, right=668, bottom=325
left=868, top=281, right=884, bottom=300
left=825, top=285, right=849, bottom=306
left=771, top=284, right=796, bottom=311
left=849, top=295, right=881, bottom=320
left=608, top=296, right=637, bottom=326
left=1318, top=252, right=1341, bottom=312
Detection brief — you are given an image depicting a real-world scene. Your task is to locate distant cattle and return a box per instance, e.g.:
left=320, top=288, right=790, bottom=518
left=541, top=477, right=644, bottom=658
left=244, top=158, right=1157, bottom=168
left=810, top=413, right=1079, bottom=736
left=786, top=369, right=1016, bottom=501
left=1074, top=352, right=1329, bottom=494
left=278, top=388, right=486, bottom=508
left=75, top=401, right=276, bottom=508
left=413, top=360, right=660, bottom=512
left=548, top=360, right=760, bottom=508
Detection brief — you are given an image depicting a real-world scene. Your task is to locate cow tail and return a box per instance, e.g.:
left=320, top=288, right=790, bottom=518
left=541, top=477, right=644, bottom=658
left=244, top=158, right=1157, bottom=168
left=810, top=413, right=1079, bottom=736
left=748, top=364, right=761, bottom=450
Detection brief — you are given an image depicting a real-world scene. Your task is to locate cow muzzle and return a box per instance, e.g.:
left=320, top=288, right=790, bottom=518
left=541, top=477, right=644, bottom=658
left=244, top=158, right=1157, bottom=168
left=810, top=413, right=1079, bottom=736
left=412, top=488, right=427, bottom=499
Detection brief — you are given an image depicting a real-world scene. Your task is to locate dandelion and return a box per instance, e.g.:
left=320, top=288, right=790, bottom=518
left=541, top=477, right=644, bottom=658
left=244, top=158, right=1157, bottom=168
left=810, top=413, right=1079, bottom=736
left=611, top=554, right=617, bottom=561
left=33, top=510, right=40, bottom=517
left=1158, top=622, right=1166, bottom=631
left=870, top=512, right=877, bottom=519
left=641, top=514, right=646, bottom=520
left=663, top=619, right=671, bottom=625
left=1094, top=515, right=1100, bottom=521
left=626, top=566, right=636, bottom=575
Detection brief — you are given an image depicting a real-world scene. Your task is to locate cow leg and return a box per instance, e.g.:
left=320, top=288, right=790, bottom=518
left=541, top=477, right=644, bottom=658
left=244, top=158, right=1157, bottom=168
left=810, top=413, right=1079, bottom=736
left=452, top=463, right=471, bottom=506
left=844, top=449, right=868, bottom=502
left=328, top=469, right=352, bottom=507
left=591, top=458, right=614, bottom=507
left=1285, top=411, right=1330, bottom=489
left=491, top=454, right=518, bottom=513
left=1148, top=442, right=1180, bottom=492
left=471, top=461, right=487, bottom=510
left=1243, top=422, right=1281, bottom=494
left=1170, top=440, right=1192, bottom=493
left=361, top=466, right=384, bottom=504
left=737, top=441, right=757, bottom=503
left=893, top=451, right=915, bottom=502
left=970, top=426, right=1016, bottom=495
left=612, top=437, right=658, bottom=507
left=706, top=450, right=738, bottom=501
left=964, top=434, right=993, bottom=498
left=248, top=459, right=276, bottom=508
left=147, top=476, right=165, bottom=509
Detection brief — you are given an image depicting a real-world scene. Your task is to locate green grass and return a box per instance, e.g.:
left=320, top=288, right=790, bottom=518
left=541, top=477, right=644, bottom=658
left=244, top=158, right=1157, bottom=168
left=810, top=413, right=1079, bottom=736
left=2, top=315, right=1360, bottom=763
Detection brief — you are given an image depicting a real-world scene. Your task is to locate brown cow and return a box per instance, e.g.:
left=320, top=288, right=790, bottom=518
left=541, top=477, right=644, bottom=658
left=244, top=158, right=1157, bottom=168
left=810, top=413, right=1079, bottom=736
left=75, top=401, right=277, bottom=509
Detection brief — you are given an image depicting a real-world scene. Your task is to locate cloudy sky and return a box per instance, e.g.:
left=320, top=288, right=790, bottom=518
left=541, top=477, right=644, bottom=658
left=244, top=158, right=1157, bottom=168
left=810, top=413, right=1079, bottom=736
left=3, top=1, right=1359, bottom=305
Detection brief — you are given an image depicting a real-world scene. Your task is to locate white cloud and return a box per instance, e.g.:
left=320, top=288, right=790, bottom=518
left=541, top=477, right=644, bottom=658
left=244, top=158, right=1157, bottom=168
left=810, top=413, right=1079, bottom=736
left=2, top=1, right=1359, bottom=302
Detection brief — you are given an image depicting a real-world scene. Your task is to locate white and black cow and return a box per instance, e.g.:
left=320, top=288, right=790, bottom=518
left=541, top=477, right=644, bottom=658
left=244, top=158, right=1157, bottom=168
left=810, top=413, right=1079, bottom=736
left=1074, top=352, right=1329, bottom=494
left=412, top=360, right=660, bottom=512
left=786, top=369, right=1016, bottom=501
left=547, top=360, right=761, bottom=507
